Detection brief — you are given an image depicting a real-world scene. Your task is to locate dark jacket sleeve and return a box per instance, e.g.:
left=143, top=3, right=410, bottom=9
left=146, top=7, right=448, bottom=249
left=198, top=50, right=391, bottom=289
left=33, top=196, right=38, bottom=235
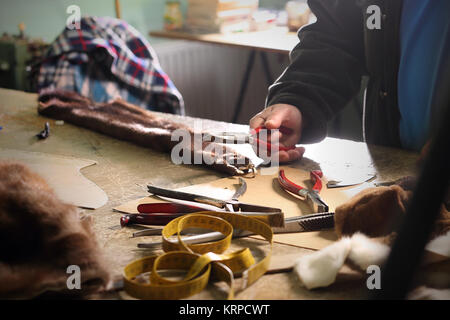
left=266, top=0, right=367, bottom=143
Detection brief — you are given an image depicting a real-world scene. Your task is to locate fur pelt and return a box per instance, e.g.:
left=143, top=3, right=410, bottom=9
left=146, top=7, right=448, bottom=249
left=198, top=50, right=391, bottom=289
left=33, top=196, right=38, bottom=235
left=37, top=89, right=253, bottom=176
left=294, top=231, right=450, bottom=293
left=334, top=185, right=411, bottom=237
left=295, top=175, right=450, bottom=295
left=408, top=287, right=450, bottom=300
left=334, top=176, right=450, bottom=239
left=0, top=162, right=110, bottom=298
left=294, top=232, right=390, bottom=290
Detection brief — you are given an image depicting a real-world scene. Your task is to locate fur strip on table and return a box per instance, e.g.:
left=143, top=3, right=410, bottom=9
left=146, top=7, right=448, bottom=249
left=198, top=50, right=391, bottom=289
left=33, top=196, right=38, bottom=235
left=37, top=89, right=254, bottom=176
left=0, top=162, right=110, bottom=298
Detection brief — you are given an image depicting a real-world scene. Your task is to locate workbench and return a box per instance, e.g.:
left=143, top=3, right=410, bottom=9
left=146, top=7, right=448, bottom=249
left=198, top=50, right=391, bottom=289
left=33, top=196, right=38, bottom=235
left=0, top=88, right=420, bottom=300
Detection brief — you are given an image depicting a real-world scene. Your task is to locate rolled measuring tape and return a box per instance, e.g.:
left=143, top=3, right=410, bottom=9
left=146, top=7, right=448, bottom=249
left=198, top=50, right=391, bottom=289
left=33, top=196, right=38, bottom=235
left=123, top=211, right=273, bottom=300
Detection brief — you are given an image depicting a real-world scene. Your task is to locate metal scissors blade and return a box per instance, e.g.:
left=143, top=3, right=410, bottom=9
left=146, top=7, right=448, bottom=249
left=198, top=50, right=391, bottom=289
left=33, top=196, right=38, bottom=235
left=147, top=182, right=280, bottom=214
left=147, top=184, right=233, bottom=210
left=231, top=177, right=247, bottom=202
left=146, top=184, right=285, bottom=227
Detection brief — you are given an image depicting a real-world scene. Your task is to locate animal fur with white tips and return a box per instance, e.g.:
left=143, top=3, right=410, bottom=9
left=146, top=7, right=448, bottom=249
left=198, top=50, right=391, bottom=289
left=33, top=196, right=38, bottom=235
left=294, top=233, right=390, bottom=290
left=294, top=179, right=450, bottom=293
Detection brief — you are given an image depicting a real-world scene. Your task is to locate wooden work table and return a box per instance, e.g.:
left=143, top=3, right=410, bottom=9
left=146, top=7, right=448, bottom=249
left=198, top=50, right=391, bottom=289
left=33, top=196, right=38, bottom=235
left=149, top=27, right=299, bottom=54
left=0, top=88, right=420, bottom=300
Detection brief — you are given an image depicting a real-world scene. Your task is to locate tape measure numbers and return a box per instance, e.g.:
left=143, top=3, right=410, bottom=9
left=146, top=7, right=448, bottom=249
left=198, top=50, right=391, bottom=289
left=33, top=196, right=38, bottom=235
left=123, top=211, right=274, bottom=300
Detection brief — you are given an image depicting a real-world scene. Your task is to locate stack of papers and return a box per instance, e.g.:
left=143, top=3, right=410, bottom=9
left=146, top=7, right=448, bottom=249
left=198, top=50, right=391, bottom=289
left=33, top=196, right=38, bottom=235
left=186, top=0, right=259, bottom=33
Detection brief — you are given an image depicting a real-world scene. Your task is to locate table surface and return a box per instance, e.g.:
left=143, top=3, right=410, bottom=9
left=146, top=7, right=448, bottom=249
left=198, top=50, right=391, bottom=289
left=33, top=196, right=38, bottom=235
left=0, top=88, right=420, bottom=300
left=150, top=27, right=300, bottom=54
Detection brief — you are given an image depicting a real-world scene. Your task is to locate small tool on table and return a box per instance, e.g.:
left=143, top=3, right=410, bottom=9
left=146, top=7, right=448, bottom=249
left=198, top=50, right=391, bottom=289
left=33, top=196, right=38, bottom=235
left=278, top=169, right=329, bottom=213
left=36, top=122, right=50, bottom=140
left=120, top=177, right=249, bottom=228
left=130, top=176, right=335, bottom=247
left=120, top=177, right=284, bottom=232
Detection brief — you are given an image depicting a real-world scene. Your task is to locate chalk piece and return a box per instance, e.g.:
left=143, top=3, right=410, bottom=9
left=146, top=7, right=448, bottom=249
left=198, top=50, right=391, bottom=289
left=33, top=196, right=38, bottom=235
left=55, top=120, right=64, bottom=125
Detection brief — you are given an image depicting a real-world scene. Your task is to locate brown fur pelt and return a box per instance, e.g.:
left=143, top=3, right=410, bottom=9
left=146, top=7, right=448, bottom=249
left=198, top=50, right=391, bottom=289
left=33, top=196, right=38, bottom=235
left=37, top=89, right=253, bottom=176
left=0, top=162, right=110, bottom=298
left=334, top=176, right=450, bottom=240
left=334, top=185, right=411, bottom=238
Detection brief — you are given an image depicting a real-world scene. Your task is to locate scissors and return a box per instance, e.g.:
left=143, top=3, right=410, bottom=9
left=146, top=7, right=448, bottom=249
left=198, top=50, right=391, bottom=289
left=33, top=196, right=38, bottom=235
left=278, top=169, right=329, bottom=213
left=204, top=126, right=296, bottom=152
left=128, top=176, right=334, bottom=243
left=120, top=177, right=284, bottom=229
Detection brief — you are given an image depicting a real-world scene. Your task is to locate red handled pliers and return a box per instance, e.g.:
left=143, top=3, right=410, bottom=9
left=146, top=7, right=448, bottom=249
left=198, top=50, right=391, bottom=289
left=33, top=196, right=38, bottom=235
left=278, top=169, right=329, bottom=213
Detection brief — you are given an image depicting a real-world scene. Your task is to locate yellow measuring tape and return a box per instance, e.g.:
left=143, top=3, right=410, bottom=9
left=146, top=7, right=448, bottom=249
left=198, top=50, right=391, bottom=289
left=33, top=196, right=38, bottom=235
left=123, top=211, right=274, bottom=300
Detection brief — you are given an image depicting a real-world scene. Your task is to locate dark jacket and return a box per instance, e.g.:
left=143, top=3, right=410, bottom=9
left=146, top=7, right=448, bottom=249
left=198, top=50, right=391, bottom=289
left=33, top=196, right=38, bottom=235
left=266, top=0, right=403, bottom=147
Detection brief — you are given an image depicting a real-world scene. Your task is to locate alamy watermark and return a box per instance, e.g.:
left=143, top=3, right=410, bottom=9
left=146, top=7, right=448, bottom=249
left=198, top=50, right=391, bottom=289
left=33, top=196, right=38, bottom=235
left=170, top=121, right=281, bottom=175
left=366, top=265, right=381, bottom=290
left=66, top=265, right=81, bottom=290
left=66, top=5, right=81, bottom=30
left=366, top=5, right=381, bottom=30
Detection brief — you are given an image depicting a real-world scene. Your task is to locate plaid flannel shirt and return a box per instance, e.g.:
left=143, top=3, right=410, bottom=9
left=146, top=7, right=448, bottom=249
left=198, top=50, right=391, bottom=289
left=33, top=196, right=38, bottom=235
left=38, top=16, right=184, bottom=115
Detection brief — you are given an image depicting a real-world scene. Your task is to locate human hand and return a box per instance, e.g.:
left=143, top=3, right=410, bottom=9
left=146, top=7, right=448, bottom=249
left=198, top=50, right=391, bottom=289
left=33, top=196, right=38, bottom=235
left=249, top=104, right=305, bottom=163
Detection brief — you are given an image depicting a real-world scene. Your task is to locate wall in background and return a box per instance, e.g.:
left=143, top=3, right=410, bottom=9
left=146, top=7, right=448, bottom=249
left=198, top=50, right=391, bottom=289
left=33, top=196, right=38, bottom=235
left=0, top=0, right=302, bottom=44
left=0, top=0, right=167, bottom=44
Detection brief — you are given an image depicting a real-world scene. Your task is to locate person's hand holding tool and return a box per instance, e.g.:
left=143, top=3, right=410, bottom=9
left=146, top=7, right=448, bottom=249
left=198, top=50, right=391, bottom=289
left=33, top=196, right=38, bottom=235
left=249, top=104, right=305, bottom=163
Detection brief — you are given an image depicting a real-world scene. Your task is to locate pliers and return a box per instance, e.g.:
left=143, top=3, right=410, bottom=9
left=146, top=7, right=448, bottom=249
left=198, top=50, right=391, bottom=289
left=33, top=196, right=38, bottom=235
left=278, top=169, right=329, bottom=213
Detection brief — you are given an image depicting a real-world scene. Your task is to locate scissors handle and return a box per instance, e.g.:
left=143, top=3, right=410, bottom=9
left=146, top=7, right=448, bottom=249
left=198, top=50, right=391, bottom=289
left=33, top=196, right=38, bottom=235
left=137, top=203, right=205, bottom=214
left=120, top=203, right=207, bottom=227
left=120, top=213, right=184, bottom=227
